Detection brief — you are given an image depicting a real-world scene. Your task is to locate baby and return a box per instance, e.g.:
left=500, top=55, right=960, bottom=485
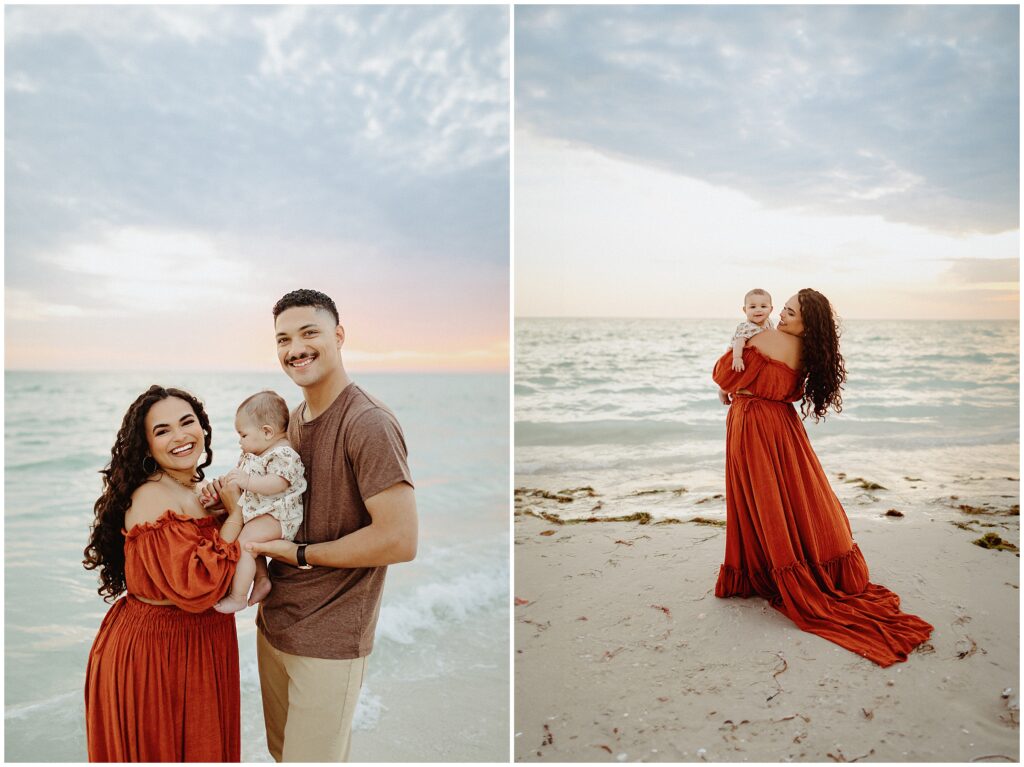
left=731, top=289, right=774, bottom=372
left=206, top=390, right=306, bottom=614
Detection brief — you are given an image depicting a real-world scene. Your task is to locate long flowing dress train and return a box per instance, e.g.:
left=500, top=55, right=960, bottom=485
left=713, top=346, right=933, bottom=667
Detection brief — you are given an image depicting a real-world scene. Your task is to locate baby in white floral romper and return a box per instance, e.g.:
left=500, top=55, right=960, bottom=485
left=730, top=288, right=775, bottom=372
left=208, top=390, right=306, bottom=614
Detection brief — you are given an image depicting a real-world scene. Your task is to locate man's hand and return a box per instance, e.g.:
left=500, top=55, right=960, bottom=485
left=288, top=483, right=417, bottom=570
left=246, top=539, right=299, bottom=566
left=718, top=388, right=733, bottom=406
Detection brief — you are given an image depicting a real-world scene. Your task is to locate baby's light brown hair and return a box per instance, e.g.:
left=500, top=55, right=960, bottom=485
left=237, top=390, right=290, bottom=433
left=744, top=289, right=772, bottom=304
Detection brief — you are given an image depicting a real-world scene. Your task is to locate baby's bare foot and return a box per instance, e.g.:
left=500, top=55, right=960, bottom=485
left=214, top=595, right=248, bottom=614
left=248, top=577, right=272, bottom=606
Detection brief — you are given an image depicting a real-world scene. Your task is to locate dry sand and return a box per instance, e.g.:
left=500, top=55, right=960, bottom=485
left=514, top=498, right=1019, bottom=762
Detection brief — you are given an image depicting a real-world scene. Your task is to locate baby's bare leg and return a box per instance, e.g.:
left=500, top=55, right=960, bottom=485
left=215, top=514, right=283, bottom=614
left=248, top=554, right=272, bottom=606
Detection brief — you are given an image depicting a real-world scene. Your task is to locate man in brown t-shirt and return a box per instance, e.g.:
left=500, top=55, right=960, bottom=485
left=247, top=289, right=417, bottom=762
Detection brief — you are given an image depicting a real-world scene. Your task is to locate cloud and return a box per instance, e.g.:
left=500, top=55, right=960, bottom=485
left=5, top=6, right=228, bottom=44
left=252, top=6, right=309, bottom=78
left=36, top=227, right=254, bottom=315
left=5, top=288, right=94, bottom=321
left=514, top=130, right=1019, bottom=320
left=5, top=5, right=509, bottom=264
left=516, top=5, right=1019, bottom=235
left=5, top=72, right=38, bottom=93
left=5, top=6, right=510, bottom=372
left=940, top=258, right=1019, bottom=285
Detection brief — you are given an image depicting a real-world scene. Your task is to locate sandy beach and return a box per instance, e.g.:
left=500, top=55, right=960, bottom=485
left=514, top=483, right=1019, bottom=763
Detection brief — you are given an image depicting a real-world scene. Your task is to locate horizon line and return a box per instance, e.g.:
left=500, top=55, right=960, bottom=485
left=514, top=316, right=1019, bottom=322
left=4, top=367, right=509, bottom=375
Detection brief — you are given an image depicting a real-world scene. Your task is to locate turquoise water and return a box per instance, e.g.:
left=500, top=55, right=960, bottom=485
left=5, top=371, right=509, bottom=762
left=515, top=319, right=1019, bottom=521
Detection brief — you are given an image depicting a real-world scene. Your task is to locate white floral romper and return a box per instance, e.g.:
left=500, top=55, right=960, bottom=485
left=731, top=318, right=774, bottom=345
left=237, top=445, right=306, bottom=541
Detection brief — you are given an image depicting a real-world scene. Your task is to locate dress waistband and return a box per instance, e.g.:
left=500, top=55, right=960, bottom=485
left=119, top=595, right=230, bottom=626
left=733, top=392, right=789, bottom=404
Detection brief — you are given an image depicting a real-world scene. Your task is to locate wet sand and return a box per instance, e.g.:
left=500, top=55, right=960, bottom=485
left=514, top=494, right=1019, bottom=762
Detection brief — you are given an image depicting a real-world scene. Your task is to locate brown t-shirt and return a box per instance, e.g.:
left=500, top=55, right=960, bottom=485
left=256, top=383, right=414, bottom=659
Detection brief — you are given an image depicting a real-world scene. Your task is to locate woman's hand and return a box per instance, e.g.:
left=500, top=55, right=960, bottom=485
left=718, top=388, right=733, bottom=406
left=212, top=477, right=242, bottom=514
left=198, top=482, right=224, bottom=510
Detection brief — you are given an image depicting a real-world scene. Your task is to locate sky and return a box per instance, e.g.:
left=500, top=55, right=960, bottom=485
left=5, top=5, right=509, bottom=371
left=515, top=5, right=1019, bottom=320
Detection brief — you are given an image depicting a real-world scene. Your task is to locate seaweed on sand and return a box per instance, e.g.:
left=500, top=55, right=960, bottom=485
left=630, top=487, right=688, bottom=497
left=696, top=494, right=725, bottom=504
left=972, top=533, right=1020, bottom=554
left=958, top=503, right=1019, bottom=516
left=558, top=486, right=599, bottom=497
left=690, top=516, right=727, bottom=527
left=951, top=519, right=1005, bottom=531
left=520, top=508, right=654, bottom=525
left=513, top=486, right=601, bottom=504
left=521, top=508, right=726, bottom=527
left=844, top=477, right=887, bottom=490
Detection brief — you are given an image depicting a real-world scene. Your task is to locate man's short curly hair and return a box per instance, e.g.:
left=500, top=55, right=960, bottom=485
left=273, top=289, right=339, bottom=326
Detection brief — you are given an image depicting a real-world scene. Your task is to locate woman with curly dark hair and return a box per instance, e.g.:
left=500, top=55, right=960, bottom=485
left=83, top=385, right=244, bottom=761
left=712, top=289, right=933, bottom=666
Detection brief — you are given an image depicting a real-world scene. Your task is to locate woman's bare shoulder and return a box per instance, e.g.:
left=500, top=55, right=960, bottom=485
left=747, top=328, right=783, bottom=348
left=125, top=481, right=179, bottom=530
left=748, top=330, right=802, bottom=368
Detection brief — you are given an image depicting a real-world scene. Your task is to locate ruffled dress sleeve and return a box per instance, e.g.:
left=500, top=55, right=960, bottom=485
left=124, top=511, right=240, bottom=613
left=713, top=345, right=769, bottom=393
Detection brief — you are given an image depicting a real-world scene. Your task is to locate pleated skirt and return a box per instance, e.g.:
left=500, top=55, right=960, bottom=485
left=84, top=596, right=240, bottom=762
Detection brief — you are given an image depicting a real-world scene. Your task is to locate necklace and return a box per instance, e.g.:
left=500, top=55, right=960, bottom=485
left=164, top=471, right=198, bottom=490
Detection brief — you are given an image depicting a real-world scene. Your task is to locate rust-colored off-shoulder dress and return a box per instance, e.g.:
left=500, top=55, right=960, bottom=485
left=85, top=511, right=242, bottom=762
left=713, top=346, right=933, bottom=667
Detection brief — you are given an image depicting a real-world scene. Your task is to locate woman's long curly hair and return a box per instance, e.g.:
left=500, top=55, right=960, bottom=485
left=83, top=385, right=213, bottom=602
left=797, top=288, right=847, bottom=422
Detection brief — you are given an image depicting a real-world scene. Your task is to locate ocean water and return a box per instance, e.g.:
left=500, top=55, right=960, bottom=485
left=515, top=318, right=1019, bottom=521
left=4, top=371, right=509, bottom=762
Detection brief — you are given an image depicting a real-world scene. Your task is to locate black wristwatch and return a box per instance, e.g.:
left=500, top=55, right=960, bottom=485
left=296, top=544, right=313, bottom=570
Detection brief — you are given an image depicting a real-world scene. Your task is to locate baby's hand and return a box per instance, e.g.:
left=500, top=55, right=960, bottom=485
left=731, top=357, right=745, bottom=372
left=198, top=482, right=222, bottom=509
left=223, top=468, right=246, bottom=490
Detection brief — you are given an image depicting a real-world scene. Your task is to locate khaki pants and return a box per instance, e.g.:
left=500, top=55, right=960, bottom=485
left=257, top=629, right=368, bottom=763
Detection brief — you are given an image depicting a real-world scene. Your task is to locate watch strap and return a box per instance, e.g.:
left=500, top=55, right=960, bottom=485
left=296, top=543, right=311, bottom=568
